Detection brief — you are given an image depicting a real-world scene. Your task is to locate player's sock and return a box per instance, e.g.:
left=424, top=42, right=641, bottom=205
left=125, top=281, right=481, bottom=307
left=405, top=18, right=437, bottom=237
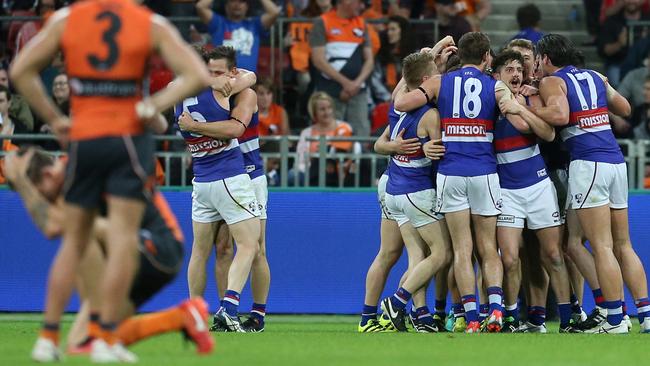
left=40, top=322, right=60, bottom=345
left=558, top=302, right=572, bottom=327
left=416, top=306, right=434, bottom=325
left=622, top=301, right=628, bottom=316
left=603, top=300, right=623, bottom=326
left=99, top=322, right=119, bottom=345
left=360, top=305, right=377, bottom=326
left=251, top=303, right=266, bottom=324
left=389, top=287, right=411, bottom=310
left=221, top=290, right=241, bottom=317
left=592, top=288, right=605, bottom=308
left=487, top=287, right=504, bottom=314
left=570, top=293, right=582, bottom=314
left=410, top=304, right=417, bottom=321
left=116, top=306, right=184, bottom=346
left=635, top=298, right=650, bottom=323
left=528, top=306, right=546, bottom=326
left=434, top=299, right=446, bottom=318
left=461, top=295, right=478, bottom=322
left=88, top=312, right=101, bottom=340
left=452, top=303, right=464, bottom=319
left=479, top=303, right=489, bottom=323
left=505, top=303, right=519, bottom=323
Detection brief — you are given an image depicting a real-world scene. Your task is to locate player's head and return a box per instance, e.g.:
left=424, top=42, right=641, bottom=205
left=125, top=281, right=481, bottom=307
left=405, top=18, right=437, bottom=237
left=516, top=3, right=541, bottom=30
left=401, top=51, right=435, bottom=90
left=507, top=39, right=535, bottom=82
left=17, top=146, right=65, bottom=202
left=458, top=32, right=492, bottom=70
left=307, top=91, right=335, bottom=124
left=206, top=46, right=238, bottom=77
left=225, top=0, right=249, bottom=21
left=492, top=50, right=525, bottom=94
left=536, top=34, right=577, bottom=73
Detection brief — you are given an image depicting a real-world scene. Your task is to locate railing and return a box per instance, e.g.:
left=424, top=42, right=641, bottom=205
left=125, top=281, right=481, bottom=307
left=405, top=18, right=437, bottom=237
left=1, top=134, right=649, bottom=190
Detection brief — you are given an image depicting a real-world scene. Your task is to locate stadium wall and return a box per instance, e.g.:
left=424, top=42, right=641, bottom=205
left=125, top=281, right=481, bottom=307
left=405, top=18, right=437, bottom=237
left=1, top=189, right=649, bottom=315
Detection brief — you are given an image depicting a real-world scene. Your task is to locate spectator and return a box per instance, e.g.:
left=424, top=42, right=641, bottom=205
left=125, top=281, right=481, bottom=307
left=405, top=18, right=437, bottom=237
left=583, top=0, right=604, bottom=45
left=598, top=0, right=650, bottom=87
left=196, top=0, right=281, bottom=72
left=0, top=85, right=19, bottom=184
left=632, top=75, right=650, bottom=138
left=376, top=16, right=416, bottom=92
left=287, top=0, right=332, bottom=95
left=294, top=92, right=355, bottom=186
left=256, top=77, right=290, bottom=137
left=15, top=0, right=61, bottom=54
left=436, top=0, right=473, bottom=44
left=309, top=0, right=374, bottom=137
left=619, top=49, right=650, bottom=108
left=511, top=3, right=544, bottom=45
left=0, top=66, right=33, bottom=133
left=456, top=0, right=492, bottom=31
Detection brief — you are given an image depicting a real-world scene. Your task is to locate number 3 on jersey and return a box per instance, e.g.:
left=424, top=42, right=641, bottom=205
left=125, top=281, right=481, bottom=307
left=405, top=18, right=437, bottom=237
left=452, top=77, right=482, bottom=118
left=87, top=11, right=122, bottom=71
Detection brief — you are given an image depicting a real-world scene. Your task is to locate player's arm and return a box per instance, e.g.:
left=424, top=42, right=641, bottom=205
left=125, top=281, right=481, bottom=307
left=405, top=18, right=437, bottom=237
left=393, top=75, right=440, bottom=112
left=196, top=0, right=214, bottom=24
left=229, top=68, right=257, bottom=95
left=142, top=15, right=211, bottom=119
left=178, top=113, right=245, bottom=139
left=419, top=108, right=446, bottom=160
left=530, top=76, right=570, bottom=126
left=500, top=93, right=555, bottom=141
left=391, top=77, right=407, bottom=102
left=9, top=10, right=68, bottom=130
left=146, top=113, right=169, bottom=134
left=374, top=125, right=421, bottom=155
left=4, top=151, right=63, bottom=239
left=231, top=88, right=257, bottom=129
left=594, top=72, right=632, bottom=117
left=260, top=0, right=282, bottom=29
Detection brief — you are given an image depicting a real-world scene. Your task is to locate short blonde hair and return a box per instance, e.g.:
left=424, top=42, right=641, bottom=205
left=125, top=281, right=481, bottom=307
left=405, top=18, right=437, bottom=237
left=307, top=91, right=335, bottom=121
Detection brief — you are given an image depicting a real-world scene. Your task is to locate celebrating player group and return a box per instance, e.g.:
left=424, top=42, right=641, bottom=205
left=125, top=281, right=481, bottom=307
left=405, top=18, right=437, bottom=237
left=360, top=32, right=650, bottom=335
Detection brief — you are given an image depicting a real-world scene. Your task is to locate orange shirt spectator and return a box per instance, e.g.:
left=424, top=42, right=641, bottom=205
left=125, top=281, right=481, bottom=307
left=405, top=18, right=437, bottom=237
left=0, top=139, right=19, bottom=185
left=287, top=0, right=332, bottom=73
left=255, top=78, right=290, bottom=136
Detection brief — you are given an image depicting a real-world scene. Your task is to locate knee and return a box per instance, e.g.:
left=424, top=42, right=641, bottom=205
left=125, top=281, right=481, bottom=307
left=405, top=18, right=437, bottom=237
left=377, top=247, right=401, bottom=267
left=542, top=246, right=564, bottom=269
left=216, top=240, right=234, bottom=258
left=502, top=254, right=520, bottom=273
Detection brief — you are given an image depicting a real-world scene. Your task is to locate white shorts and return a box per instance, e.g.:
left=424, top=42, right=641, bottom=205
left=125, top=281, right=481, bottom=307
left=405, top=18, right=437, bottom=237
left=435, top=173, right=502, bottom=216
left=191, top=174, right=260, bottom=225
left=568, top=160, right=628, bottom=209
left=497, top=178, right=562, bottom=230
left=251, top=175, right=268, bottom=220
left=386, top=188, right=442, bottom=228
left=377, top=174, right=395, bottom=221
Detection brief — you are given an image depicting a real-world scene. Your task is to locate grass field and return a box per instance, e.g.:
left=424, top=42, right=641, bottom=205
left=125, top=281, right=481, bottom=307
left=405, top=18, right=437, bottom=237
left=0, top=314, right=647, bottom=365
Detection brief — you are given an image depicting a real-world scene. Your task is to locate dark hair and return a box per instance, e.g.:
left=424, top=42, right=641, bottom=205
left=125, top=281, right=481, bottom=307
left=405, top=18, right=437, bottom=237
left=254, top=77, right=275, bottom=94
left=193, top=45, right=209, bottom=63
left=458, top=32, right=491, bottom=65
left=516, top=4, right=541, bottom=29
left=492, top=50, right=525, bottom=74
left=445, top=54, right=461, bottom=73
left=16, top=146, right=55, bottom=186
left=377, top=16, right=416, bottom=66
left=537, top=34, right=577, bottom=68
left=301, top=0, right=327, bottom=17
left=0, top=84, right=11, bottom=101
left=402, top=52, right=435, bottom=89
left=206, top=46, right=237, bottom=69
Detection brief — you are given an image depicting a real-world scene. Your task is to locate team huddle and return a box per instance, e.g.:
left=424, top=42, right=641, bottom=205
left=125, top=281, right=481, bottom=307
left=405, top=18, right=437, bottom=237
left=360, top=32, right=650, bottom=334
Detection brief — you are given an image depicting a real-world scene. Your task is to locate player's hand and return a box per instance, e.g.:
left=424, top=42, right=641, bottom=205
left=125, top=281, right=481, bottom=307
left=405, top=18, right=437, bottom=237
left=212, top=75, right=234, bottom=97
left=49, top=116, right=70, bottom=149
left=3, top=148, right=33, bottom=185
left=435, top=45, right=458, bottom=73
left=423, top=139, right=445, bottom=160
left=392, top=129, right=421, bottom=155
left=519, top=84, right=539, bottom=97
left=499, top=98, right=522, bottom=115
left=177, top=112, right=196, bottom=132
left=430, top=36, right=455, bottom=59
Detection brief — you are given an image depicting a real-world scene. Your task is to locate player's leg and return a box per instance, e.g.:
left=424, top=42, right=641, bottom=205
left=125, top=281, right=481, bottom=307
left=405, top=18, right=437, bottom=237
left=611, top=207, right=650, bottom=331
left=401, top=222, right=433, bottom=331
left=214, top=223, right=233, bottom=300
left=188, top=221, right=219, bottom=298
left=433, top=264, right=450, bottom=329
left=447, top=266, right=466, bottom=332
left=498, top=226, right=523, bottom=332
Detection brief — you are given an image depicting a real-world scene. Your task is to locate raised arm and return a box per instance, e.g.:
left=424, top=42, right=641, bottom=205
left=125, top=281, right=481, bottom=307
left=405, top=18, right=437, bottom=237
left=260, top=0, right=282, bottom=29
left=196, top=0, right=214, bottom=25
left=230, top=68, right=257, bottom=95
left=393, top=75, right=440, bottom=112
left=530, top=76, right=570, bottom=126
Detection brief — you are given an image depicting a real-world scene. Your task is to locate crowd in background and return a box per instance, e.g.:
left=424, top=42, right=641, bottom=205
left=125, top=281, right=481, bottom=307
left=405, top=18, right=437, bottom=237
left=2, top=0, right=650, bottom=187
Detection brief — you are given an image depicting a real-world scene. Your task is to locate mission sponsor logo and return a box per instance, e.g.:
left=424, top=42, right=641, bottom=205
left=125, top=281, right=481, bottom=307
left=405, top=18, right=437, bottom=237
left=578, top=112, right=609, bottom=129
left=444, top=123, right=486, bottom=137
left=187, top=138, right=229, bottom=154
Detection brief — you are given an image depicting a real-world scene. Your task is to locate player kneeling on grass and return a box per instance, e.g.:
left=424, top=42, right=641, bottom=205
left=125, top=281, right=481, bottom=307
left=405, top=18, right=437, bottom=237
left=5, top=146, right=214, bottom=362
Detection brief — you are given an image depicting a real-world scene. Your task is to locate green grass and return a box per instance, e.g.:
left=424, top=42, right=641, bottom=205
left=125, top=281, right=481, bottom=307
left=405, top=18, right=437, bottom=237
left=0, top=314, right=647, bottom=365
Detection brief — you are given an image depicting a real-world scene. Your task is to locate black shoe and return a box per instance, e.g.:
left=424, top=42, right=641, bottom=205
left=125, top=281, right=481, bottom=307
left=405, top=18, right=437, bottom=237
left=559, top=324, right=583, bottom=333
left=380, top=298, right=407, bottom=332
left=501, top=317, right=519, bottom=333
left=432, top=315, right=449, bottom=332
left=414, top=322, right=441, bottom=333
left=241, top=316, right=265, bottom=333
left=210, top=308, right=245, bottom=332
left=576, top=307, right=606, bottom=332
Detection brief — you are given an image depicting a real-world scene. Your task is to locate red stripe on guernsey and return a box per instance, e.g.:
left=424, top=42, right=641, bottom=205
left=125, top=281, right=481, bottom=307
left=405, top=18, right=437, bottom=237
left=441, top=118, right=494, bottom=130
left=494, top=134, right=536, bottom=152
left=185, top=135, right=214, bottom=143
left=239, top=125, right=259, bottom=141
left=569, top=107, right=609, bottom=126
